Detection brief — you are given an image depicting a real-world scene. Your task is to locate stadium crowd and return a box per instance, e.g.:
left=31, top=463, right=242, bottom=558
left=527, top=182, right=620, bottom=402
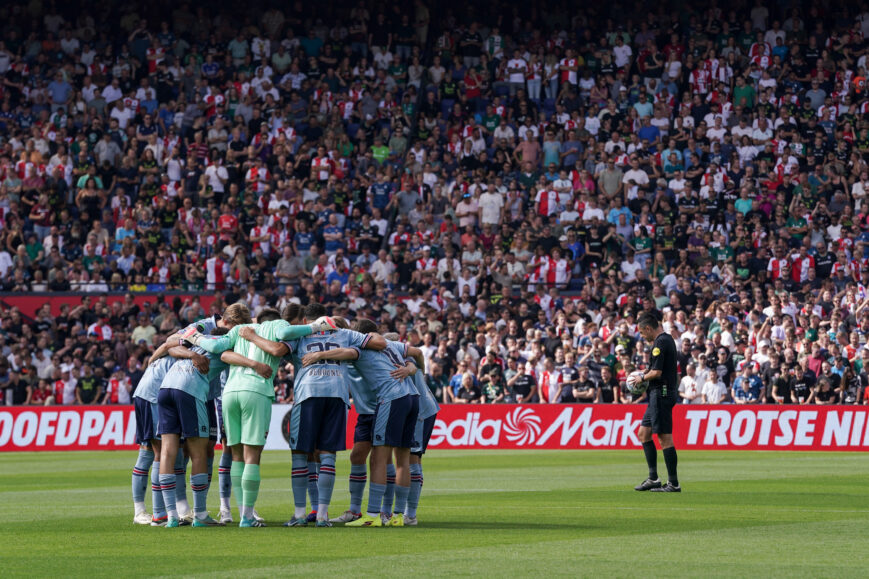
left=3, top=0, right=869, bottom=407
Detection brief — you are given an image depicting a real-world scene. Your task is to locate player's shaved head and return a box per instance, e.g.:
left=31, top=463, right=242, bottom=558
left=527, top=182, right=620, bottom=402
left=223, top=303, right=252, bottom=326
left=353, top=318, right=378, bottom=334
left=256, top=308, right=281, bottom=323
left=383, top=332, right=399, bottom=340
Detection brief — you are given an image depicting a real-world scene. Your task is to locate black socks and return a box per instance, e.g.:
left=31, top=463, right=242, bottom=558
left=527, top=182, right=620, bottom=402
left=642, top=440, right=658, bottom=480
left=662, top=446, right=678, bottom=486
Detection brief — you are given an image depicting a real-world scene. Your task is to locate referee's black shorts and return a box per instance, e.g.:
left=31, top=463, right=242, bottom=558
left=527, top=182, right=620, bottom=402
left=641, top=388, right=676, bottom=434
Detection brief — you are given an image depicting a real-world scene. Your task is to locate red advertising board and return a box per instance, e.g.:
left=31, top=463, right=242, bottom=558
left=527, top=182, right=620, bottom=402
left=3, top=404, right=869, bottom=452
left=347, top=404, right=869, bottom=452
left=0, top=294, right=218, bottom=319
left=0, top=406, right=137, bottom=451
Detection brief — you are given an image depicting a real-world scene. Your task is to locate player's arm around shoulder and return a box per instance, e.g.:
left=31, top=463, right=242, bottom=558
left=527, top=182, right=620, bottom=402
left=188, top=326, right=238, bottom=354
left=239, top=322, right=289, bottom=357
left=148, top=331, right=183, bottom=365
left=167, top=342, right=210, bottom=374
left=301, top=347, right=360, bottom=366
left=340, top=328, right=387, bottom=351
left=405, top=344, right=426, bottom=372
left=220, top=349, right=273, bottom=379
left=364, top=332, right=387, bottom=350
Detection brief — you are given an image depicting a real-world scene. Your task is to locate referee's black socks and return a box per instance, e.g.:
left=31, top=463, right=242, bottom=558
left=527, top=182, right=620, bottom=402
left=662, top=447, right=678, bottom=487
left=642, top=441, right=658, bottom=480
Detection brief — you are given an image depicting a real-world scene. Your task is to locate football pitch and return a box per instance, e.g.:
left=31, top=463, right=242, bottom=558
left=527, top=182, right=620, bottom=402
left=1, top=450, right=868, bottom=577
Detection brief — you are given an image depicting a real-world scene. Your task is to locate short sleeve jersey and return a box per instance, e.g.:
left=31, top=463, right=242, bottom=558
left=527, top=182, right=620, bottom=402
left=348, top=364, right=377, bottom=415
left=219, top=320, right=294, bottom=400
left=413, top=369, right=440, bottom=420
left=161, top=344, right=228, bottom=402
left=649, top=331, right=678, bottom=399
left=133, top=356, right=176, bottom=403
left=209, top=367, right=229, bottom=401
left=353, top=339, right=418, bottom=404
left=287, top=328, right=371, bottom=406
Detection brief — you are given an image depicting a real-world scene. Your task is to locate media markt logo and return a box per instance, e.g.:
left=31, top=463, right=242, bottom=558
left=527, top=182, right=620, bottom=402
left=503, top=407, right=542, bottom=446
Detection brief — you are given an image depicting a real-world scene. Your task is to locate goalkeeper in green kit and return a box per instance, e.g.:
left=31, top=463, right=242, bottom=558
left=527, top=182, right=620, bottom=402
left=181, top=308, right=338, bottom=527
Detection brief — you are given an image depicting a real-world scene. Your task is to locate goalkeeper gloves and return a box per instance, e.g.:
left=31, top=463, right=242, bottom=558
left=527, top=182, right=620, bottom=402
left=310, top=316, right=338, bottom=333
left=178, top=326, right=207, bottom=347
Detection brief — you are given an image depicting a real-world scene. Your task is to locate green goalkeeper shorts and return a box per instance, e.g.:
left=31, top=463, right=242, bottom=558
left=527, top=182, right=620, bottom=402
left=222, top=390, right=272, bottom=447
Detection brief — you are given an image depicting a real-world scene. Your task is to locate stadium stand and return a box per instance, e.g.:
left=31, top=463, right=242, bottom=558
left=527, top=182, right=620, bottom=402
left=2, top=0, right=869, bottom=407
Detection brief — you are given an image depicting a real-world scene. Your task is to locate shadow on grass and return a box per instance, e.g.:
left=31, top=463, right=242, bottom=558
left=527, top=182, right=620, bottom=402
left=246, top=520, right=592, bottom=531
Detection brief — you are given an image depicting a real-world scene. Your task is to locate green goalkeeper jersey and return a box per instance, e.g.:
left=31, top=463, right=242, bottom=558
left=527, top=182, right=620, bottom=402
left=197, top=320, right=313, bottom=400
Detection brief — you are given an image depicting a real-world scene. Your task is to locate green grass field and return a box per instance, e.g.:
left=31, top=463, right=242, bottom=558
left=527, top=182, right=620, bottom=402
left=1, top=450, right=868, bottom=577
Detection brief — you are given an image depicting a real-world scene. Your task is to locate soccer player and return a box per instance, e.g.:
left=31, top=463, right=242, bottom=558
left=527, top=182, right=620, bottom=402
left=240, top=305, right=384, bottom=527
left=131, top=353, right=177, bottom=525
left=384, top=332, right=439, bottom=526
left=306, top=319, right=420, bottom=528
left=268, top=304, right=320, bottom=524
left=214, top=369, right=235, bottom=524
left=159, top=322, right=272, bottom=527
left=329, top=319, right=379, bottom=524
left=146, top=334, right=193, bottom=523
left=147, top=306, right=251, bottom=524
left=630, top=311, right=681, bottom=493
left=182, top=306, right=338, bottom=527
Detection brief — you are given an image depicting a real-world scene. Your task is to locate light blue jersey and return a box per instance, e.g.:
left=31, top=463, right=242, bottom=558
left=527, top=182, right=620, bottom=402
left=185, top=316, right=220, bottom=336
left=348, top=365, right=377, bottom=415
left=287, top=329, right=371, bottom=407
left=208, top=367, right=228, bottom=401
left=186, top=316, right=224, bottom=401
left=160, top=345, right=228, bottom=402
left=133, top=357, right=177, bottom=403
left=413, top=369, right=440, bottom=420
left=353, top=339, right=417, bottom=404
left=214, top=368, right=229, bottom=401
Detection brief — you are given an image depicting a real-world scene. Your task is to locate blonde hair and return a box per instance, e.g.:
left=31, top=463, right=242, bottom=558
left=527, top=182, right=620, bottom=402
left=223, top=303, right=252, bottom=326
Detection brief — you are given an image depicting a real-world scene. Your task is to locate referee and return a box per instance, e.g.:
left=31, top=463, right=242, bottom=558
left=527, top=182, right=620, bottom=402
left=633, top=311, right=681, bottom=492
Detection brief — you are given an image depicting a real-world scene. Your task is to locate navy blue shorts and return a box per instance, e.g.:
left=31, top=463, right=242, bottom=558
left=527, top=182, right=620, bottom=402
left=157, top=388, right=210, bottom=440
left=288, top=397, right=347, bottom=453
left=373, top=394, right=419, bottom=448
left=216, top=398, right=225, bottom=442
left=206, top=399, right=218, bottom=442
left=134, top=397, right=159, bottom=444
left=354, top=413, right=375, bottom=444
left=411, top=414, right=437, bottom=456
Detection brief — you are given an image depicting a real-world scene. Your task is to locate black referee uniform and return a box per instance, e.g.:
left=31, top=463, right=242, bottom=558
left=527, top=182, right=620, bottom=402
left=641, top=331, right=679, bottom=434
left=635, top=320, right=681, bottom=492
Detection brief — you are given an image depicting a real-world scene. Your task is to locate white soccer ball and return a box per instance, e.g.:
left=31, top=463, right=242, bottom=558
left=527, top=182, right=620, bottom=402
left=626, top=371, right=647, bottom=396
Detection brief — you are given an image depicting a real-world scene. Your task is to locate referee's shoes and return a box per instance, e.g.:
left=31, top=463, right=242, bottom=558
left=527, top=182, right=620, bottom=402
left=650, top=482, right=681, bottom=492
left=634, top=478, right=662, bottom=491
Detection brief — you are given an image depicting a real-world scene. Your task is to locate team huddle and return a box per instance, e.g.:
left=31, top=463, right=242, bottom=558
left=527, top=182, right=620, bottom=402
left=129, top=302, right=439, bottom=528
